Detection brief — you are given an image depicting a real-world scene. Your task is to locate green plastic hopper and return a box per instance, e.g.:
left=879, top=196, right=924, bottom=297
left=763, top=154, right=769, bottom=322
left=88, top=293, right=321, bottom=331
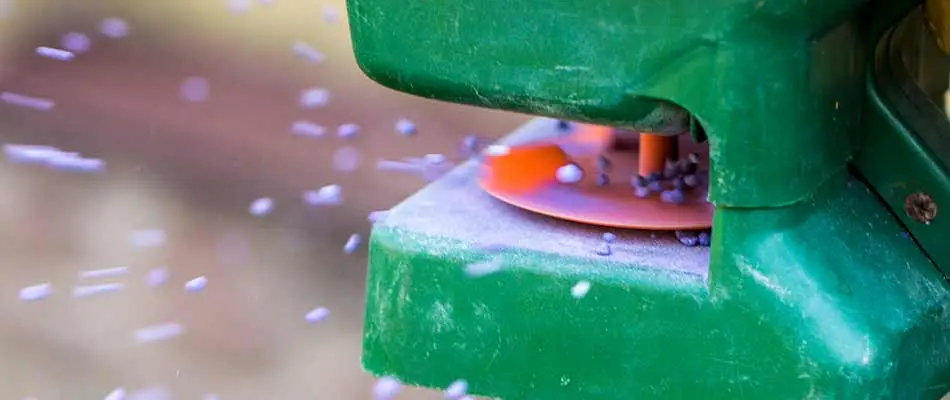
left=346, top=0, right=950, bottom=398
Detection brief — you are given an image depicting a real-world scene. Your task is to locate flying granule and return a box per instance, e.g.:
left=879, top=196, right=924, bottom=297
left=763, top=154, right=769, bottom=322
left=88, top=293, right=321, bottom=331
left=303, top=184, right=342, bottom=205
left=368, top=210, right=390, bottom=223
left=128, top=386, right=172, bottom=400
left=322, top=5, right=340, bottom=23
left=1, top=92, right=55, bottom=111
left=3, top=145, right=105, bottom=173
left=394, top=118, right=416, bottom=136
left=305, top=307, right=330, bottom=323
left=35, top=46, right=75, bottom=61
left=99, top=17, right=129, bottom=38
left=73, top=283, right=124, bottom=298
left=45, top=154, right=106, bottom=173
left=337, top=123, right=359, bottom=139
left=78, top=266, right=129, bottom=280
left=3, top=144, right=60, bottom=163
left=249, top=197, right=274, bottom=216
left=19, top=283, right=52, bottom=301
left=104, top=387, right=127, bottom=400
left=61, top=33, right=91, bottom=54
left=444, top=379, right=469, bottom=399
left=227, top=0, right=252, bottom=14
left=343, top=233, right=362, bottom=254
left=292, top=41, right=326, bottom=63
left=184, top=276, right=208, bottom=292
left=146, top=268, right=168, bottom=287
left=129, top=229, right=166, bottom=248
left=291, top=120, right=326, bottom=138
left=0, top=0, right=10, bottom=20
left=300, top=87, right=330, bottom=108
left=133, top=322, right=184, bottom=343
left=180, top=77, right=211, bottom=103
left=372, top=376, right=402, bottom=400
left=332, top=146, right=362, bottom=172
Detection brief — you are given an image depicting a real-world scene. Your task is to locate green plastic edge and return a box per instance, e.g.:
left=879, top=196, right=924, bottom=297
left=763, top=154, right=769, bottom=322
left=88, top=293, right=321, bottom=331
left=854, top=3, right=950, bottom=280
left=345, top=0, right=874, bottom=207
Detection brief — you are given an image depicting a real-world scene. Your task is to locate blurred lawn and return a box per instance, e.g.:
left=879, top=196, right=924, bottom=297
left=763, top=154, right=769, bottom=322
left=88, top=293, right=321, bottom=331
left=0, top=0, right=524, bottom=398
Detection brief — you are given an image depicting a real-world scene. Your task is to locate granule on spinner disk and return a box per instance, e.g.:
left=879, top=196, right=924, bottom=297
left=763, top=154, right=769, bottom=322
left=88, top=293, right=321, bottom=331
left=249, top=197, right=274, bottom=216
left=571, top=281, right=591, bottom=298
left=556, top=164, right=584, bottom=184
left=483, top=144, right=510, bottom=157
left=373, top=376, right=403, bottom=400
left=305, top=307, right=330, bottom=323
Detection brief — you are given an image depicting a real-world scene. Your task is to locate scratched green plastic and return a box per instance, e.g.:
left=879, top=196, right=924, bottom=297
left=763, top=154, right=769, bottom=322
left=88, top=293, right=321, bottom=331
left=365, top=174, right=950, bottom=399
left=349, top=0, right=950, bottom=398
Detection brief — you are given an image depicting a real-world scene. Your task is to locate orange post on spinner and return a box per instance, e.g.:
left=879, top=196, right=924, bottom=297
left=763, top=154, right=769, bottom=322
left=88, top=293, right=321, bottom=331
left=481, top=143, right=570, bottom=193
left=637, top=133, right=676, bottom=177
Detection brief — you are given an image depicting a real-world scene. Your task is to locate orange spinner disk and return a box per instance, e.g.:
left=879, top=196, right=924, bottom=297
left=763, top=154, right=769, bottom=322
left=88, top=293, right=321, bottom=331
left=478, top=124, right=713, bottom=231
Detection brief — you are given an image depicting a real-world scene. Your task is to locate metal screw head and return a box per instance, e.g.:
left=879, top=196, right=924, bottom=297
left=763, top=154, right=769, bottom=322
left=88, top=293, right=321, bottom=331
left=905, top=192, right=938, bottom=224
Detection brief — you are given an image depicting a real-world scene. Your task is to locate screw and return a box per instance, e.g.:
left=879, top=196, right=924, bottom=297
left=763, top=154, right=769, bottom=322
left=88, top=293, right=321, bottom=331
left=904, top=192, right=937, bottom=224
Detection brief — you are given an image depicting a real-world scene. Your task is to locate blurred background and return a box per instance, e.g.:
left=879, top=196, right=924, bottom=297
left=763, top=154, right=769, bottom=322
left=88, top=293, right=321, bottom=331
left=0, top=0, right=526, bottom=398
